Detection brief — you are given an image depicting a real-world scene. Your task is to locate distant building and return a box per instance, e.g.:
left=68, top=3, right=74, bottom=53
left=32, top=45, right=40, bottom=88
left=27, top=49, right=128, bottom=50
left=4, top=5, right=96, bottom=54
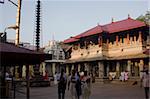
left=43, top=40, right=65, bottom=76
left=63, top=16, right=149, bottom=79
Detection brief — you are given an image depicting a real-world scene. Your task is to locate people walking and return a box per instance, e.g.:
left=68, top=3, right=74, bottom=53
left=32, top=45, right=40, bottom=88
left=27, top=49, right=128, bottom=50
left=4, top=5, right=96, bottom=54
left=141, top=69, right=150, bottom=99
left=124, top=71, right=128, bottom=81
left=81, top=71, right=91, bottom=99
left=68, top=70, right=78, bottom=99
left=57, top=69, right=67, bottom=99
left=54, top=72, right=58, bottom=85
left=75, top=72, right=82, bottom=99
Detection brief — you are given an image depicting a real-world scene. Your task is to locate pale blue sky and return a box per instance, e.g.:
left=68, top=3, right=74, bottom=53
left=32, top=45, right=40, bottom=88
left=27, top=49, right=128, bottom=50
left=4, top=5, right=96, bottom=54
left=0, top=0, right=149, bottom=46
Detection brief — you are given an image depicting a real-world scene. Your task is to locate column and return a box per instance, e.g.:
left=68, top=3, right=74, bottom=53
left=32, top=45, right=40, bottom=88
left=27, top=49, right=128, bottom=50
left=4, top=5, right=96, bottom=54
left=71, top=64, right=74, bottom=70
left=26, top=65, right=30, bottom=99
left=42, top=62, right=46, bottom=76
left=66, top=65, right=69, bottom=76
left=15, top=66, right=19, bottom=79
left=106, top=62, right=109, bottom=77
left=116, top=62, right=120, bottom=78
left=98, top=62, right=104, bottom=78
left=52, top=63, right=56, bottom=75
left=127, top=60, right=131, bottom=77
left=84, top=63, right=89, bottom=72
left=139, top=60, right=144, bottom=78
left=22, top=65, right=26, bottom=79
left=78, top=64, right=81, bottom=72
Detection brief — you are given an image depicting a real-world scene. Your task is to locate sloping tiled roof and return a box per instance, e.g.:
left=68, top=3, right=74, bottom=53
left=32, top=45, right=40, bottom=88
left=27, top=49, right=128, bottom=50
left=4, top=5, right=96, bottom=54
left=102, top=18, right=146, bottom=33
left=0, top=42, right=51, bottom=66
left=0, top=42, right=40, bottom=54
left=64, top=18, right=146, bottom=44
left=64, top=25, right=103, bottom=43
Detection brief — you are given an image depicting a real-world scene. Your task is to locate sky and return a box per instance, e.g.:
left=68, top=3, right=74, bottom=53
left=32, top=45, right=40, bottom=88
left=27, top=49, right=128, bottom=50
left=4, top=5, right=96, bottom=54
left=0, top=0, right=149, bottom=47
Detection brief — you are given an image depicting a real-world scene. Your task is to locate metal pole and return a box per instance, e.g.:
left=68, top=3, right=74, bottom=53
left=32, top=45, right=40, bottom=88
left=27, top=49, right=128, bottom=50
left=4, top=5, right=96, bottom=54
left=15, top=0, right=22, bottom=46
left=26, top=65, right=30, bottom=99
left=13, top=66, right=16, bottom=99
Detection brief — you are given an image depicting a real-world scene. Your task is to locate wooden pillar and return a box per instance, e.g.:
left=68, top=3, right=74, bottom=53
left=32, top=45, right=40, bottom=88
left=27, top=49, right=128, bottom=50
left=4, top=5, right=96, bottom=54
left=139, top=60, right=144, bottom=78
left=98, top=62, right=104, bottom=78
left=116, top=62, right=120, bottom=78
left=26, top=65, right=30, bottom=99
left=127, top=60, right=131, bottom=77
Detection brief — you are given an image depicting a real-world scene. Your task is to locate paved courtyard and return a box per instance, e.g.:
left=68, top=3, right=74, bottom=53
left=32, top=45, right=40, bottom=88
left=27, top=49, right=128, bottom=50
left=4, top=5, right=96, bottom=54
left=16, top=82, right=145, bottom=99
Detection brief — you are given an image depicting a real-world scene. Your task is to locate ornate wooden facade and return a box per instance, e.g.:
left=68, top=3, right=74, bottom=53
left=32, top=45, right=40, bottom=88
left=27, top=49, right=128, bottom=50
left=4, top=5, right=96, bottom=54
left=64, top=17, right=149, bottom=79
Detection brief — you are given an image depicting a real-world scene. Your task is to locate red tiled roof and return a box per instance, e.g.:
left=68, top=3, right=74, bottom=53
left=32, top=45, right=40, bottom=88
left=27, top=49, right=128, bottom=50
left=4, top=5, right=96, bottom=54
left=64, top=18, right=146, bottom=43
left=102, top=18, right=146, bottom=33
left=79, top=25, right=103, bottom=37
left=63, top=37, right=78, bottom=44
left=64, top=25, right=103, bottom=43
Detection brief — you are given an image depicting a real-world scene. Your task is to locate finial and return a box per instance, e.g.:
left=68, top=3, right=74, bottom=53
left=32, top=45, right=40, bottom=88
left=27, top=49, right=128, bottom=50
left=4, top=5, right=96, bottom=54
left=111, top=17, right=114, bottom=23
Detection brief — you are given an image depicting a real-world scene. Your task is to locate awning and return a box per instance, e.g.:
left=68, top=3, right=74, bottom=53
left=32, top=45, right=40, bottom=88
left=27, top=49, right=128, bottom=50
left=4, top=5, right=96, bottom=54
left=0, top=42, right=51, bottom=66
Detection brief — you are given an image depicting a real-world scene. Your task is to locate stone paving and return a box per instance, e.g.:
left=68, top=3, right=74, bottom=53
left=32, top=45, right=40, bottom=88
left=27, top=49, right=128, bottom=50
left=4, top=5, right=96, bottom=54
left=15, top=82, right=145, bottom=99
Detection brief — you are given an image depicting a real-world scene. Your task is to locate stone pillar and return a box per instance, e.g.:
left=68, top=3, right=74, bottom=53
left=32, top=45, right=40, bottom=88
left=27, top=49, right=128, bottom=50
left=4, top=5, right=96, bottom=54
left=66, top=65, right=69, bottom=76
left=22, top=65, right=26, bottom=79
left=84, top=63, right=89, bottom=72
left=127, top=60, right=131, bottom=77
left=139, top=60, right=144, bottom=78
left=71, top=64, right=74, bottom=70
left=42, top=62, right=46, bottom=76
left=98, top=62, right=104, bottom=78
left=106, top=63, right=109, bottom=77
left=116, top=62, right=120, bottom=78
left=78, top=64, right=81, bottom=72
left=52, top=63, right=56, bottom=75
left=15, top=66, right=19, bottom=79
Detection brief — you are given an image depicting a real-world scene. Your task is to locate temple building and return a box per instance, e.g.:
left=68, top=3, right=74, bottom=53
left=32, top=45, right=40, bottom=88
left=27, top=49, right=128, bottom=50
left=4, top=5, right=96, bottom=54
left=43, top=40, right=65, bottom=76
left=63, top=16, right=149, bottom=80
